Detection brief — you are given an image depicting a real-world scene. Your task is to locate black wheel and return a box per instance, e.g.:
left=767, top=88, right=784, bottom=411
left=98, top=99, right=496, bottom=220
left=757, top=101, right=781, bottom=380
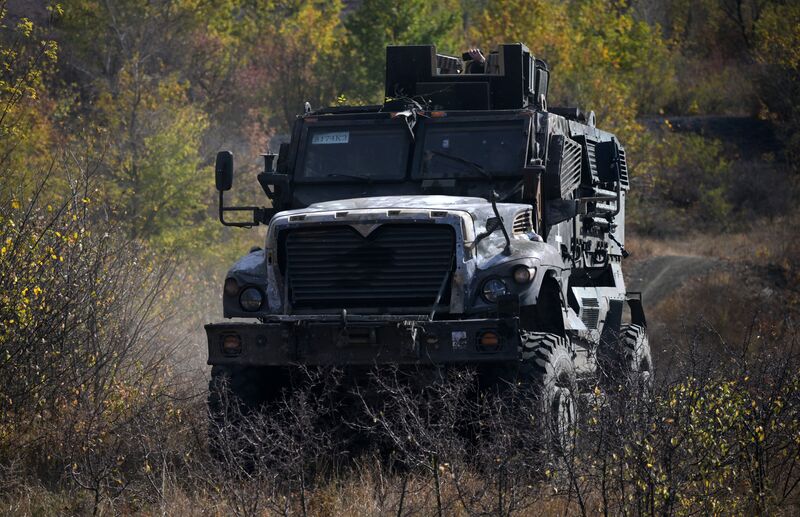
left=208, top=365, right=267, bottom=421
left=207, top=365, right=289, bottom=459
left=599, top=324, right=653, bottom=393
left=620, top=324, right=653, bottom=390
left=519, top=332, right=579, bottom=453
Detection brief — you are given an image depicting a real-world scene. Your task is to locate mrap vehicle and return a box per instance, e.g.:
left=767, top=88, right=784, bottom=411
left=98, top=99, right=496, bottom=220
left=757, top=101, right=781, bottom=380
left=207, top=43, right=652, bottom=439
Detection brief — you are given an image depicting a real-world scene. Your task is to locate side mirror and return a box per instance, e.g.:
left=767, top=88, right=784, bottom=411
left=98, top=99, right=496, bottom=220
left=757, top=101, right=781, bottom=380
left=215, top=151, right=233, bottom=191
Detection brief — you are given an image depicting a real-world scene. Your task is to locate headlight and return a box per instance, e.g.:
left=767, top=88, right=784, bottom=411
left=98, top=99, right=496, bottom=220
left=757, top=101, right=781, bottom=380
left=239, top=287, right=264, bottom=312
left=481, top=278, right=508, bottom=303
left=512, top=265, right=535, bottom=284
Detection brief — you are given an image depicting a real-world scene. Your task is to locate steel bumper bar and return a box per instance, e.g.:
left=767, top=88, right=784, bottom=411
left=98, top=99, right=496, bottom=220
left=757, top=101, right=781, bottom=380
left=206, top=316, right=520, bottom=366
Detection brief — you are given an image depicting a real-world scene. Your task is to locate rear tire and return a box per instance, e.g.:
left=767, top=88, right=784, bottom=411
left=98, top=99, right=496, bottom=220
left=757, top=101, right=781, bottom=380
left=600, top=324, right=653, bottom=394
left=620, top=324, right=653, bottom=391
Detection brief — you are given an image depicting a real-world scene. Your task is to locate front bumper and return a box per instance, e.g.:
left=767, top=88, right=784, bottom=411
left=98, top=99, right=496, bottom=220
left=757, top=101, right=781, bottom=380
left=206, top=316, right=520, bottom=366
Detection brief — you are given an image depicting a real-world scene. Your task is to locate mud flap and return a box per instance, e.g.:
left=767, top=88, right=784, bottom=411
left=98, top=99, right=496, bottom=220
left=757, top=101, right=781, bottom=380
left=626, top=292, right=647, bottom=328
left=599, top=299, right=623, bottom=348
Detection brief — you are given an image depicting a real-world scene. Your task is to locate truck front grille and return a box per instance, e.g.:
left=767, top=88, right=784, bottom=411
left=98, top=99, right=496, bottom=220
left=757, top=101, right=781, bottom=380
left=281, top=224, right=455, bottom=309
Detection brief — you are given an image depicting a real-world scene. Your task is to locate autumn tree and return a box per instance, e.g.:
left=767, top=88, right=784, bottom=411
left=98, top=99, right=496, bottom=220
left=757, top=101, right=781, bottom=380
left=472, top=0, right=675, bottom=181
left=343, top=0, right=462, bottom=103
left=0, top=1, right=59, bottom=197
left=55, top=1, right=219, bottom=249
left=89, top=70, right=210, bottom=248
left=754, top=1, right=800, bottom=169
left=232, top=0, right=347, bottom=136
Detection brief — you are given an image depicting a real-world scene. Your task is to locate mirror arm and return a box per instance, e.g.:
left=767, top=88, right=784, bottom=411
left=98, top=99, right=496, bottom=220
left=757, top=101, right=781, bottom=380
left=218, top=191, right=270, bottom=228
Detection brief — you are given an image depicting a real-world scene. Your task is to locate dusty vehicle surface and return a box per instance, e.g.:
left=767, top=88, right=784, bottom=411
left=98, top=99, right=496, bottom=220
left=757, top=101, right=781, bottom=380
left=207, top=43, right=651, bottom=439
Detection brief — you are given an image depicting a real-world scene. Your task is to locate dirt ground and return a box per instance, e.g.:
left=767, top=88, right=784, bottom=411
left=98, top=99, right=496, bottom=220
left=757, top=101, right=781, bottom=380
left=625, top=254, right=720, bottom=307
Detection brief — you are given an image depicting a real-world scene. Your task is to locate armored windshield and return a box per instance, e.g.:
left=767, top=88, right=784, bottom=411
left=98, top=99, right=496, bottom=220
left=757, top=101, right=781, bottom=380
left=299, top=124, right=411, bottom=181
left=419, top=120, right=528, bottom=178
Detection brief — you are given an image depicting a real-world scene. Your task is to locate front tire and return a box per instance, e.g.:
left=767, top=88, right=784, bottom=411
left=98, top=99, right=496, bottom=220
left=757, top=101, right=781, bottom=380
left=519, top=332, right=579, bottom=453
left=207, top=365, right=288, bottom=459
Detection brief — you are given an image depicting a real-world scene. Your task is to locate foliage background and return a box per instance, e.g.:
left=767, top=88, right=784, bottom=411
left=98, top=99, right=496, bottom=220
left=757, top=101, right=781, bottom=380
left=1, top=0, right=799, bottom=514
left=4, top=0, right=798, bottom=246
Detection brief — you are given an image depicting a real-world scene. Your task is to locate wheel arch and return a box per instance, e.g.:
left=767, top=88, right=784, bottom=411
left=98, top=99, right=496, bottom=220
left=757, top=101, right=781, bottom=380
left=519, top=270, right=566, bottom=335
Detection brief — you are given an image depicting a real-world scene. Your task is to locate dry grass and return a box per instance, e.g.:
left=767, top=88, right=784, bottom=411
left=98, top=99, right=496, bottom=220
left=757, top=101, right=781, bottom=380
left=0, top=464, right=578, bottom=516
left=627, top=212, right=800, bottom=266
left=631, top=214, right=800, bottom=372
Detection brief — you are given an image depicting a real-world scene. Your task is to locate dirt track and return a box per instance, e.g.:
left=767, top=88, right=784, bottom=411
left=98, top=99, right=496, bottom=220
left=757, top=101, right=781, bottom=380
left=625, top=255, right=720, bottom=307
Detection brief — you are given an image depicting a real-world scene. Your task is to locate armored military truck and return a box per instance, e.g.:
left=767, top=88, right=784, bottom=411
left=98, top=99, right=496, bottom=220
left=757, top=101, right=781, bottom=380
left=207, top=43, right=652, bottom=441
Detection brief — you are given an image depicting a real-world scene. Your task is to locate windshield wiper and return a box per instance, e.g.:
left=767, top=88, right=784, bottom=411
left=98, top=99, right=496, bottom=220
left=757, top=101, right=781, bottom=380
left=326, top=173, right=371, bottom=182
left=426, top=150, right=512, bottom=256
left=427, top=150, right=487, bottom=177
